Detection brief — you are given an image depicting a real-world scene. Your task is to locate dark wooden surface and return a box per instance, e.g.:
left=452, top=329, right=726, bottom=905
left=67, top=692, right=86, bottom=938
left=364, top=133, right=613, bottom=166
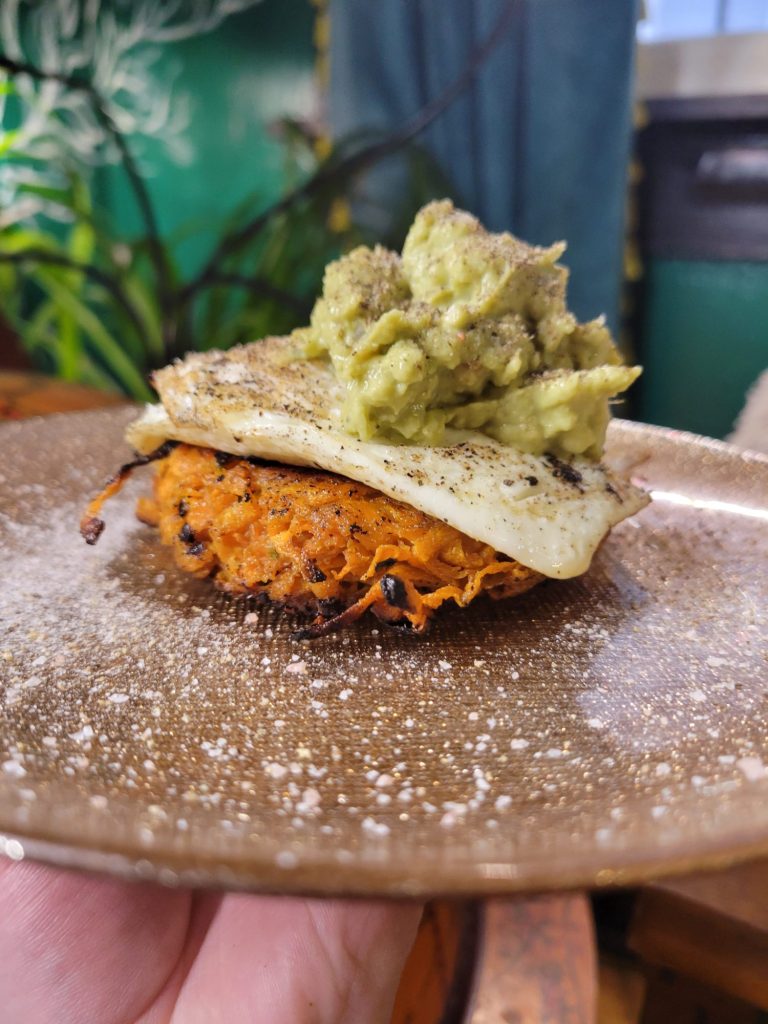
left=630, top=860, right=768, bottom=1018
left=0, top=371, right=126, bottom=420
left=468, top=896, right=597, bottom=1024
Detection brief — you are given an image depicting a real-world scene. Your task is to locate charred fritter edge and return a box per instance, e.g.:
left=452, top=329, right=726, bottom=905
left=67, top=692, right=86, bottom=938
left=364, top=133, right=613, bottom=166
left=81, top=444, right=543, bottom=638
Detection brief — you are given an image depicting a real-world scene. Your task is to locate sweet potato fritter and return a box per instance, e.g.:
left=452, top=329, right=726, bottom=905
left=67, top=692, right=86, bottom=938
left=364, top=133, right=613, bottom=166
left=127, top=444, right=542, bottom=635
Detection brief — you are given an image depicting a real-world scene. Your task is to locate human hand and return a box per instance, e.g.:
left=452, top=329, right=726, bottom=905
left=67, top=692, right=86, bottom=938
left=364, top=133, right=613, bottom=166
left=0, top=857, right=422, bottom=1024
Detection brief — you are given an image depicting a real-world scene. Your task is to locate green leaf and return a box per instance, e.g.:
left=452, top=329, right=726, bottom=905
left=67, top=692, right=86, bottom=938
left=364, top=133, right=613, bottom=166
left=0, top=263, right=19, bottom=315
left=76, top=353, right=125, bottom=394
left=70, top=174, right=92, bottom=218
left=57, top=307, right=79, bottom=380
left=14, top=303, right=61, bottom=366
left=17, top=183, right=76, bottom=208
left=0, top=230, right=63, bottom=255
left=69, top=220, right=95, bottom=265
left=0, top=130, right=20, bottom=156
left=121, top=273, right=164, bottom=361
left=33, top=267, right=153, bottom=400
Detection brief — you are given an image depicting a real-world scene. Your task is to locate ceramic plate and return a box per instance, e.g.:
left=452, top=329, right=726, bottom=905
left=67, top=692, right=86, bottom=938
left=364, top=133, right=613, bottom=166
left=0, top=409, right=766, bottom=896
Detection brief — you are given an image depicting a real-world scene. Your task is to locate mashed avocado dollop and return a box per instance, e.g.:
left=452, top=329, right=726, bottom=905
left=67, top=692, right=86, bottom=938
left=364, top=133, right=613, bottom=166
left=295, top=200, right=639, bottom=459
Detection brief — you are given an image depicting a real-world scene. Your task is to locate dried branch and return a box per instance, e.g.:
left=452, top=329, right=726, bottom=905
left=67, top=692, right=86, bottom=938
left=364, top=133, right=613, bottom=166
left=184, top=0, right=518, bottom=298
left=192, top=272, right=312, bottom=317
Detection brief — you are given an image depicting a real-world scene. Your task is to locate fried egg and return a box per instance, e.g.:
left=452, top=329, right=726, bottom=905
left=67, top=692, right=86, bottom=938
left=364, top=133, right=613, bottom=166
left=126, top=336, right=648, bottom=581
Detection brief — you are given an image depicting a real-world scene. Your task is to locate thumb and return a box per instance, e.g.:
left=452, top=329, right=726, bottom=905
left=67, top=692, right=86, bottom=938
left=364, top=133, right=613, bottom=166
left=167, top=893, right=423, bottom=1024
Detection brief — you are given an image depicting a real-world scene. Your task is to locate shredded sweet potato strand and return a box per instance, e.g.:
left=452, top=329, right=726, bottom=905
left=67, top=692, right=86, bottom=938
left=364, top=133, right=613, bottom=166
left=84, top=443, right=542, bottom=635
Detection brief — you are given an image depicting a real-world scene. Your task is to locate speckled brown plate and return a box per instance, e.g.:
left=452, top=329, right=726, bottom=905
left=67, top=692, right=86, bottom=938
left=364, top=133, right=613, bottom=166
left=1, top=408, right=767, bottom=897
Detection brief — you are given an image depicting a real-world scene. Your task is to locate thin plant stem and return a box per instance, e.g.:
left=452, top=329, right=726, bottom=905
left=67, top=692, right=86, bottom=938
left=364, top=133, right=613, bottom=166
left=0, top=249, right=151, bottom=354
left=182, top=0, right=518, bottom=300
left=2, top=1, right=516, bottom=364
left=0, top=54, right=174, bottom=345
left=192, top=272, right=312, bottom=316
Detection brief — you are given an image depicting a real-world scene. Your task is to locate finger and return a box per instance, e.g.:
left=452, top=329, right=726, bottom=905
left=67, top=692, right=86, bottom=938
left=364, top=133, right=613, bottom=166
left=168, top=894, right=423, bottom=1024
left=0, top=858, right=192, bottom=1024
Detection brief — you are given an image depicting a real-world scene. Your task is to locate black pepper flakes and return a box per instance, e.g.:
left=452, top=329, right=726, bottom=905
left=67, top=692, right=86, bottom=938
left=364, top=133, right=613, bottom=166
left=380, top=574, right=410, bottom=610
left=544, top=454, right=583, bottom=488
left=605, top=481, right=621, bottom=501
left=303, top=560, right=327, bottom=583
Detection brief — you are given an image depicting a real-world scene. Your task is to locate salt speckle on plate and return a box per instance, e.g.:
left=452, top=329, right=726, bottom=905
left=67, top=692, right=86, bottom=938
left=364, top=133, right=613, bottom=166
left=736, top=756, right=768, bottom=782
left=69, top=725, right=94, bottom=743
left=361, top=817, right=390, bottom=838
left=275, top=850, right=298, bottom=869
left=0, top=838, right=24, bottom=861
left=1, top=412, right=767, bottom=898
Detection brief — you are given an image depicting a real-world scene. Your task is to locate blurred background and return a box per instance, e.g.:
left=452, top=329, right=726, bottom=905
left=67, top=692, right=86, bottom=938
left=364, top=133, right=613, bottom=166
left=1, top=0, right=766, bottom=439
left=2, top=5, right=768, bottom=1022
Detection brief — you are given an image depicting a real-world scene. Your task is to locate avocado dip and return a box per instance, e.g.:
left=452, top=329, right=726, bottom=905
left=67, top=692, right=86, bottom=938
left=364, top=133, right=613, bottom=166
left=294, top=200, right=640, bottom=459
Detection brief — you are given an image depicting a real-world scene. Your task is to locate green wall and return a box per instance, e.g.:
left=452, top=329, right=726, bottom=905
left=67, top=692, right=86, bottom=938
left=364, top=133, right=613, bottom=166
left=637, top=259, right=768, bottom=439
left=97, top=0, right=316, bottom=276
